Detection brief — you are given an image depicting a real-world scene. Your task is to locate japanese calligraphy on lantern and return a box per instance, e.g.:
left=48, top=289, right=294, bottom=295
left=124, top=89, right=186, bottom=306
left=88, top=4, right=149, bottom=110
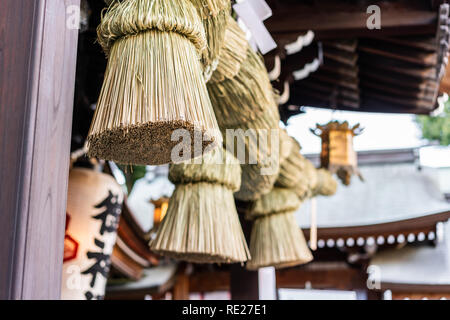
left=62, top=168, right=124, bottom=300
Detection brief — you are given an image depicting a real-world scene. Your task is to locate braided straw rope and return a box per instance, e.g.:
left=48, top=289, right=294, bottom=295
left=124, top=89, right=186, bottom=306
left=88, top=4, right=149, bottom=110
left=98, top=0, right=206, bottom=55
left=208, top=48, right=277, bottom=128
left=276, top=137, right=310, bottom=199
left=222, top=114, right=281, bottom=201
left=209, top=17, right=248, bottom=83
left=190, top=0, right=231, bottom=80
left=313, top=168, right=338, bottom=197
left=302, top=158, right=319, bottom=199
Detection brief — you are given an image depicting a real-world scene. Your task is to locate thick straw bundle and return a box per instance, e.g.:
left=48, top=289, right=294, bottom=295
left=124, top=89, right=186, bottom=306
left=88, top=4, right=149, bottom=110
left=250, top=187, right=300, bottom=218
left=88, top=0, right=221, bottom=165
left=313, top=168, right=338, bottom=196
left=150, top=147, right=250, bottom=263
left=208, top=48, right=278, bottom=128
left=246, top=188, right=313, bottom=270
left=209, top=17, right=248, bottom=83
left=190, top=0, right=231, bottom=80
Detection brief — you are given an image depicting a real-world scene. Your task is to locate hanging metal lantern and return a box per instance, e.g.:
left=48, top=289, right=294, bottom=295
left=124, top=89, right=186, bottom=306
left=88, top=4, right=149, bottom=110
left=151, top=197, right=170, bottom=228
left=311, top=121, right=363, bottom=185
left=61, top=168, right=124, bottom=300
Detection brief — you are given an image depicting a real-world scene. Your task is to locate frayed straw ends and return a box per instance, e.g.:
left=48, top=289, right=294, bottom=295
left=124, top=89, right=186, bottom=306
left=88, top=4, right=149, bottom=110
left=150, top=183, right=250, bottom=263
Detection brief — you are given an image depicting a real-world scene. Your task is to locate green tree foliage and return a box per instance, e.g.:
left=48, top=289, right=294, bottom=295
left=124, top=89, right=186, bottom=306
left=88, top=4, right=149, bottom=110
left=416, top=100, right=450, bottom=146
left=118, top=165, right=147, bottom=194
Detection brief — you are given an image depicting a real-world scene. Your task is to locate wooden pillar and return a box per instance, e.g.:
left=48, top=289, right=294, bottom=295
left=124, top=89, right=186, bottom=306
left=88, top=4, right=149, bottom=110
left=0, top=0, right=79, bottom=299
left=173, top=265, right=190, bottom=300
left=230, top=201, right=260, bottom=300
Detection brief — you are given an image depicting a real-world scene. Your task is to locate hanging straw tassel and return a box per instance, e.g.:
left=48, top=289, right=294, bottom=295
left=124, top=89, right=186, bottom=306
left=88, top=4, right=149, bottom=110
left=87, top=0, right=222, bottom=165
left=246, top=188, right=313, bottom=270
left=150, top=147, right=250, bottom=263
left=190, top=0, right=231, bottom=81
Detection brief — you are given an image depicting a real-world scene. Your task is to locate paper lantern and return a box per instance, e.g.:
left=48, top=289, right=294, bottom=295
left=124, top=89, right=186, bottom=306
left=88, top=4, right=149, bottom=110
left=64, top=213, right=79, bottom=263
left=61, top=168, right=124, bottom=300
left=311, top=121, right=363, bottom=185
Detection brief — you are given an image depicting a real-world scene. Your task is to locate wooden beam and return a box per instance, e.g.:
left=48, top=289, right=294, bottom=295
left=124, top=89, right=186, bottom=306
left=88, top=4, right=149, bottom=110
left=362, top=91, right=434, bottom=109
left=381, top=282, right=450, bottom=293
left=358, top=45, right=437, bottom=66
left=276, top=265, right=367, bottom=291
left=0, top=0, right=79, bottom=299
left=267, top=0, right=438, bottom=41
left=302, top=211, right=450, bottom=241
left=361, top=80, right=435, bottom=101
left=287, top=93, right=436, bottom=114
left=189, top=271, right=230, bottom=293
left=173, top=270, right=190, bottom=300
